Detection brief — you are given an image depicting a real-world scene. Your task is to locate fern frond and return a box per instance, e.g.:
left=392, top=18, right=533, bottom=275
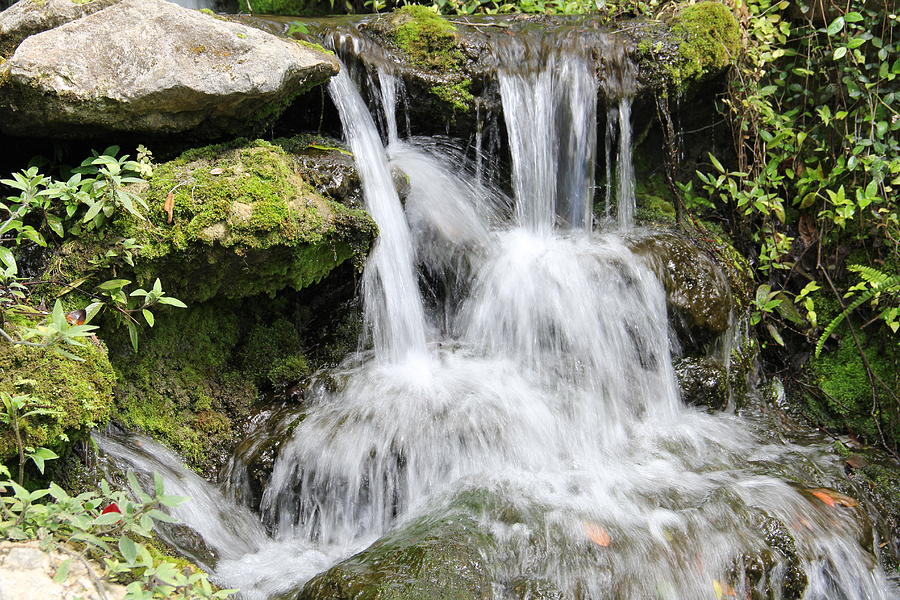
left=847, top=264, right=891, bottom=286
left=816, top=274, right=900, bottom=357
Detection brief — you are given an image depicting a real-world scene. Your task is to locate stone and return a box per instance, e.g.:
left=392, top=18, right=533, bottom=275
left=673, top=356, right=728, bottom=409
left=0, top=0, right=339, bottom=138
left=0, top=541, right=126, bottom=600
left=299, top=514, right=493, bottom=600
left=0, top=0, right=121, bottom=57
left=627, top=230, right=733, bottom=354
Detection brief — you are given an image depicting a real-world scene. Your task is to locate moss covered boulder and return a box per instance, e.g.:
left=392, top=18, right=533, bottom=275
left=299, top=514, right=493, bottom=600
left=0, top=326, right=115, bottom=461
left=126, top=139, right=376, bottom=304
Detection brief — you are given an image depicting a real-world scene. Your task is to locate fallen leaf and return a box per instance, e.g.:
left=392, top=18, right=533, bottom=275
left=845, top=455, right=868, bottom=469
left=805, top=487, right=859, bottom=508
left=209, top=167, right=224, bottom=175
left=65, top=309, right=86, bottom=325
left=164, top=192, right=175, bottom=224
left=712, top=579, right=737, bottom=599
left=583, top=522, right=611, bottom=547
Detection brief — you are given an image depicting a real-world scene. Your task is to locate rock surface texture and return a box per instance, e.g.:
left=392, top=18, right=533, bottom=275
left=0, top=0, right=339, bottom=138
left=0, top=0, right=121, bottom=56
left=0, top=542, right=126, bottom=600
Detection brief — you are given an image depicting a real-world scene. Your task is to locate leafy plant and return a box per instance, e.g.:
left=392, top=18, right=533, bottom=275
left=0, top=467, right=235, bottom=599
left=0, top=391, right=60, bottom=485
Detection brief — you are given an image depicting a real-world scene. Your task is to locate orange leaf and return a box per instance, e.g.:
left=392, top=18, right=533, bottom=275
left=583, top=522, right=611, bottom=547
left=805, top=488, right=859, bottom=508
left=164, top=192, right=175, bottom=224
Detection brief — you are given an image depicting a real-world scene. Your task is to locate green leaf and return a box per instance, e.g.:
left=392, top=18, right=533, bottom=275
left=833, top=46, right=847, bottom=60
left=127, top=321, right=139, bottom=352
left=766, top=323, right=785, bottom=346
left=52, top=559, right=71, bottom=584
left=142, top=309, right=154, bottom=327
left=157, top=297, right=187, bottom=308
left=97, top=278, right=131, bottom=290
left=826, top=16, right=844, bottom=35
left=126, top=471, right=151, bottom=503
left=119, top=536, right=138, bottom=564
left=0, top=246, right=15, bottom=270
left=46, top=214, right=64, bottom=238
left=708, top=153, right=725, bottom=174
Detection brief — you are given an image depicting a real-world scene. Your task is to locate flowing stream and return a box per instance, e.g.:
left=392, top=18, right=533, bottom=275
left=97, top=26, right=896, bottom=600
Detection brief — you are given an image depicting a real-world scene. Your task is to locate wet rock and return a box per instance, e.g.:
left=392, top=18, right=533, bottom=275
left=299, top=514, right=493, bottom=600
left=117, top=139, right=376, bottom=303
left=0, top=0, right=121, bottom=56
left=0, top=0, right=339, bottom=139
left=627, top=230, right=733, bottom=355
left=673, top=356, right=728, bottom=409
left=0, top=541, right=126, bottom=600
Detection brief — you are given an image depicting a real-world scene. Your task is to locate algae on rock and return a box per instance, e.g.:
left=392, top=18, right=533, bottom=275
left=0, top=324, right=116, bottom=462
left=126, top=139, right=376, bottom=303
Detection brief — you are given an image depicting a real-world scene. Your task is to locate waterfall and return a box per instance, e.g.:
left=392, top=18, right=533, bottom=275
left=328, top=67, right=428, bottom=363
left=96, top=24, right=896, bottom=600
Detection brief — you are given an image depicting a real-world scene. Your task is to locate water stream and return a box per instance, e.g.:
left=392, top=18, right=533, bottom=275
left=97, top=26, right=896, bottom=600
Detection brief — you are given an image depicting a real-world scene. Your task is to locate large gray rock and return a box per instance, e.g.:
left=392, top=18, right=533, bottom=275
left=0, top=0, right=339, bottom=138
left=0, top=0, right=121, bottom=57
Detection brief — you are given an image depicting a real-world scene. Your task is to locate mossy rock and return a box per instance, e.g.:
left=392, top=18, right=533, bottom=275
left=0, top=327, right=116, bottom=461
left=299, top=513, right=494, bottom=600
left=674, top=356, right=728, bottom=409
left=666, top=1, right=742, bottom=89
left=627, top=230, right=734, bottom=354
left=107, top=294, right=323, bottom=476
left=125, top=139, right=376, bottom=304
left=364, top=6, right=475, bottom=120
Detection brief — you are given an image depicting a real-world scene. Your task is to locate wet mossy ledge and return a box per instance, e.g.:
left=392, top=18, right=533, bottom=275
left=0, top=322, right=116, bottom=463
left=120, top=139, right=376, bottom=304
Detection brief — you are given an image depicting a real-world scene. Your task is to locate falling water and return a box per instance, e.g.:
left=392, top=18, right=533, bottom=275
left=328, top=67, right=428, bottom=362
left=616, top=97, right=636, bottom=228
left=96, top=25, right=896, bottom=600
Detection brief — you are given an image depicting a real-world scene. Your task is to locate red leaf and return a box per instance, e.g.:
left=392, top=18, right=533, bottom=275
left=101, top=502, right=121, bottom=515
left=805, top=488, right=858, bottom=508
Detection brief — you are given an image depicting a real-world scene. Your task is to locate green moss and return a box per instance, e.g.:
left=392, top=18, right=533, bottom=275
left=392, top=6, right=463, bottom=73
left=0, top=326, right=116, bottom=461
left=109, top=301, right=256, bottom=474
left=430, top=79, right=474, bottom=114
left=667, top=1, right=741, bottom=88
left=122, top=139, right=376, bottom=303
left=388, top=6, right=473, bottom=115
left=238, top=0, right=335, bottom=16
left=301, top=512, right=493, bottom=600
left=807, top=322, right=899, bottom=446
left=239, top=318, right=310, bottom=387
left=296, top=39, right=333, bottom=56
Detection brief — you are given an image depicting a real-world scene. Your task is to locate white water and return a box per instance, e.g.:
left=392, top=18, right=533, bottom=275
left=96, top=34, right=896, bottom=600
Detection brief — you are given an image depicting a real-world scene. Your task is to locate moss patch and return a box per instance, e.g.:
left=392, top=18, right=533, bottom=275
left=122, top=139, right=376, bottom=303
left=388, top=6, right=473, bottom=116
left=0, top=326, right=116, bottom=461
left=807, top=327, right=899, bottom=447
left=667, top=1, right=741, bottom=88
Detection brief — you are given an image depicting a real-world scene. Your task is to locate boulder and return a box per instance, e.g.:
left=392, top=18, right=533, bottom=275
left=299, top=514, right=493, bottom=600
left=673, top=356, right=728, bottom=409
left=0, top=541, right=126, bottom=600
left=0, top=0, right=339, bottom=138
left=119, top=138, right=377, bottom=303
left=627, top=230, right=733, bottom=354
left=0, top=0, right=120, bottom=57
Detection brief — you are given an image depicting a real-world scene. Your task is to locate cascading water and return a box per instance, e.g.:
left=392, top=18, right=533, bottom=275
left=97, top=23, right=896, bottom=600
